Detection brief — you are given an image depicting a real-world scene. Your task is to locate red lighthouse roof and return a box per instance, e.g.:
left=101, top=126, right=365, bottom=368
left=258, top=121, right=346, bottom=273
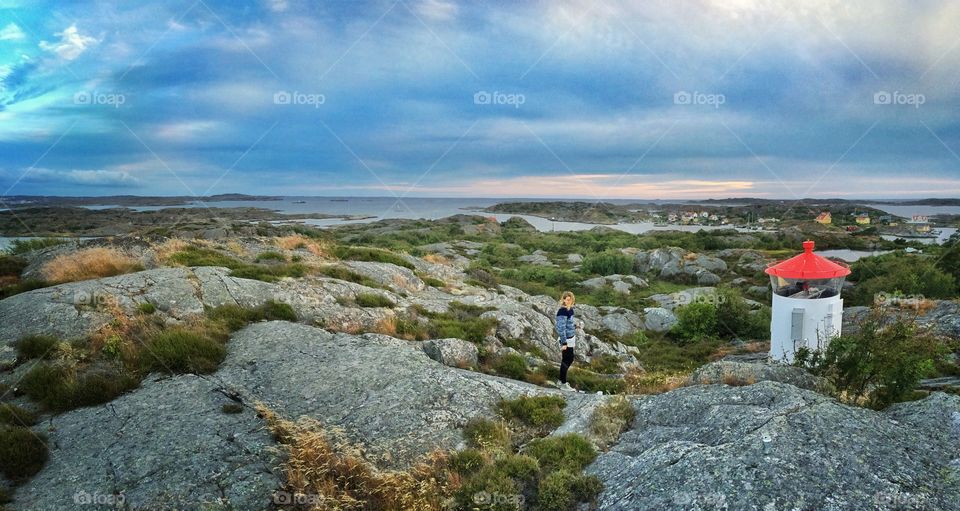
left=764, top=240, right=851, bottom=279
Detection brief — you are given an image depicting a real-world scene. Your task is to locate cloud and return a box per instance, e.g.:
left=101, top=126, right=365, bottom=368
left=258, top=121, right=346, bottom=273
left=264, top=0, right=288, bottom=13
left=23, top=168, right=140, bottom=187
left=0, top=22, right=26, bottom=41
left=415, top=0, right=458, bottom=21
left=39, top=24, right=98, bottom=61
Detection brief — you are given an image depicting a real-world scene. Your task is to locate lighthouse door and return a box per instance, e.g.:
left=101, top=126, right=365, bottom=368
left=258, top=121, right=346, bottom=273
left=791, top=308, right=805, bottom=347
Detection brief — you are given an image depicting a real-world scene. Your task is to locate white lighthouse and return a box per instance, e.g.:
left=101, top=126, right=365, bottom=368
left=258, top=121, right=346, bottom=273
left=765, top=240, right=851, bottom=363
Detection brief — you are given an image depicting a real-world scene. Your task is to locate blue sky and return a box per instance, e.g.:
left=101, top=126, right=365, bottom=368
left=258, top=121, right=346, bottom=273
left=1, top=0, right=959, bottom=199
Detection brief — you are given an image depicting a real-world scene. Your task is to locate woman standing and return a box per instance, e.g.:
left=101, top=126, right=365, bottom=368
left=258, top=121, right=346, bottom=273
left=555, top=291, right=577, bottom=391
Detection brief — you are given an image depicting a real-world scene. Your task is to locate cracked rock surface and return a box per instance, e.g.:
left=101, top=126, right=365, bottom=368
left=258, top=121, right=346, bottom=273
left=12, top=321, right=602, bottom=509
left=587, top=381, right=960, bottom=510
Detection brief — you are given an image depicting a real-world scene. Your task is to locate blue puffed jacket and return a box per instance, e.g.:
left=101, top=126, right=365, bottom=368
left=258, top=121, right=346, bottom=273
left=555, top=306, right=576, bottom=347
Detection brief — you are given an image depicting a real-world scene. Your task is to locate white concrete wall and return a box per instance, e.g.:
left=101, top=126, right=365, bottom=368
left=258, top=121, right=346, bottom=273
left=770, top=293, right=843, bottom=363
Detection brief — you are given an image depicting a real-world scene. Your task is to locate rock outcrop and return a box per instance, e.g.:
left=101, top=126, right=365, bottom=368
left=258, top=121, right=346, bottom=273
left=588, top=382, right=960, bottom=510
left=12, top=321, right=603, bottom=509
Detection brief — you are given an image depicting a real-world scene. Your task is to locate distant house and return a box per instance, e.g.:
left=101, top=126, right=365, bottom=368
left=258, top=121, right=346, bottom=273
left=708, top=214, right=719, bottom=221
left=855, top=213, right=870, bottom=225
left=815, top=211, right=832, bottom=224
left=700, top=211, right=709, bottom=218
left=917, top=224, right=931, bottom=233
left=911, top=214, right=929, bottom=223
left=667, top=214, right=677, bottom=222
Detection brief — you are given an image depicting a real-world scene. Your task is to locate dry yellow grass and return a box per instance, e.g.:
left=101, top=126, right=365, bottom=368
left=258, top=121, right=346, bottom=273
left=224, top=240, right=248, bottom=257
left=422, top=254, right=450, bottom=265
left=624, top=369, right=689, bottom=395
left=275, top=235, right=328, bottom=258
left=152, top=238, right=191, bottom=264
left=256, top=402, right=456, bottom=511
left=41, top=247, right=142, bottom=284
left=373, top=316, right=397, bottom=337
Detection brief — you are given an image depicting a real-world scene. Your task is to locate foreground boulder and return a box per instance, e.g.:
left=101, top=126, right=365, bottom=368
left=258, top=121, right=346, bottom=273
left=587, top=382, right=960, bottom=510
left=688, top=360, right=827, bottom=391
left=12, top=321, right=601, bottom=509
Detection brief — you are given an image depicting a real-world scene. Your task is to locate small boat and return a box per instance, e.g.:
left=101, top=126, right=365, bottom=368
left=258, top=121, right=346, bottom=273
left=291, top=200, right=307, bottom=204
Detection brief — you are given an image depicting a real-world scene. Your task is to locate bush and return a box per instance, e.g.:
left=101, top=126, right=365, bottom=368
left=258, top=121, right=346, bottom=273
left=463, top=417, right=512, bottom=453
left=14, top=334, right=60, bottom=360
left=20, top=364, right=139, bottom=412
left=449, top=448, right=486, bottom=476
left=0, top=255, right=27, bottom=277
left=589, top=395, right=636, bottom=450
left=0, top=404, right=37, bottom=427
left=524, top=434, right=597, bottom=473
left=537, top=470, right=602, bottom=511
left=497, top=395, right=566, bottom=431
left=794, top=310, right=948, bottom=409
left=255, top=251, right=287, bottom=262
left=847, top=253, right=957, bottom=306
left=671, top=302, right=719, bottom=343
left=0, top=278, right=48, bottom=300
left=492, top=353, right=528, bottom=380
left=581, top=251, right=633, bottom=276
left=332, top=246, right=414, bottom=269
left=137, top=302, right=156, bottom=314
left=716, top=287, right=770, bottom=340
left=0, top=426, right=48, bottom=480
left=140, top=329, right=227, bottom=374
left=6, top=237, right=67, bottom=255
left=354, top=293, right=396, bottom=308
left=207, top=300, right=297, bottom=331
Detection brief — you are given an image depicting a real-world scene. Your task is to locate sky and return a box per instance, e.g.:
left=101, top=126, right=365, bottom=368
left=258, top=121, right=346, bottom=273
left=1, top=0, right=959, bottom=199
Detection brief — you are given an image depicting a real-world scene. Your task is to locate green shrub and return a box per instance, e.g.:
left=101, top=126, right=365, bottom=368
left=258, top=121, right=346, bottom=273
left=260, top=300, right=297, bottom=321
left=6, top=237, right=67, bottom=255
left=429, top=316, right=497, bottom=344
left=0, top=426, right=48, bottom=480
left=589, top=354, right=623, bottom=374
left=495, top=454, right=540, bottom=482
left=354, top=293, right=396, bottom=308
left=671, top=302, right=718, bottom=343
left=14, top=334, right=60, bottom=360
left=492, top=353, right=528, bottom=380
left=137, top=302, right=157, bottom=314
left=332, top=246, right=414, bottom=269
left=0, top=278, right=48, bottom=300
left=450, top=448, right=486, bottom=476
left=589, top=395, right=635, bottom=450
left=0, top=404, right=37, bottom=427
left=847, top=253, right=957, bottom=306
left=20, top=364, right=139, bottom=412
left=0, top=255, right=27, bottom=277
left=454, top=464, right=520, bottom=511
left=794, top=311, right=948, bottom=409
left=715, top=287, right=770, bottom=339
left=581, top=251, right=633, bottom=276
left=497, top=395, right=566, bottom=431
left=420, top=275, right=445, bottom=288
left=524, top=434, right=597, bottom=473
left=207, top=300, right=297, bottom=331
left=463, top=417, right=512, bottom=453
left=255, top=251, right=287, bottom=262
left=169, top=247, right=305, bottom=283
left=140, top=329, right=226, bottom=374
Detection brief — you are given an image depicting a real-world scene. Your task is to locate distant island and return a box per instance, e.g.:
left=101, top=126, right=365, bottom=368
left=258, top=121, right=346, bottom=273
left=0, top=194, right=282, bottom=208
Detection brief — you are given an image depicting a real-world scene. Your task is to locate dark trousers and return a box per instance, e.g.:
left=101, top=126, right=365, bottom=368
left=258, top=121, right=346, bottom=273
left=560, top=347, right=575, bottom=383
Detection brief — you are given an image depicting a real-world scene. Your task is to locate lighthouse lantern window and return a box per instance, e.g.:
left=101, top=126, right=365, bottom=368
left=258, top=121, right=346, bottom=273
left=770, top=276, right=845, bottom=299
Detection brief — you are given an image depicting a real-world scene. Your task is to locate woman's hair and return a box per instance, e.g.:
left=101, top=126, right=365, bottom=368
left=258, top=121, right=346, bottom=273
left=559, top=291, right=576, bottom=307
